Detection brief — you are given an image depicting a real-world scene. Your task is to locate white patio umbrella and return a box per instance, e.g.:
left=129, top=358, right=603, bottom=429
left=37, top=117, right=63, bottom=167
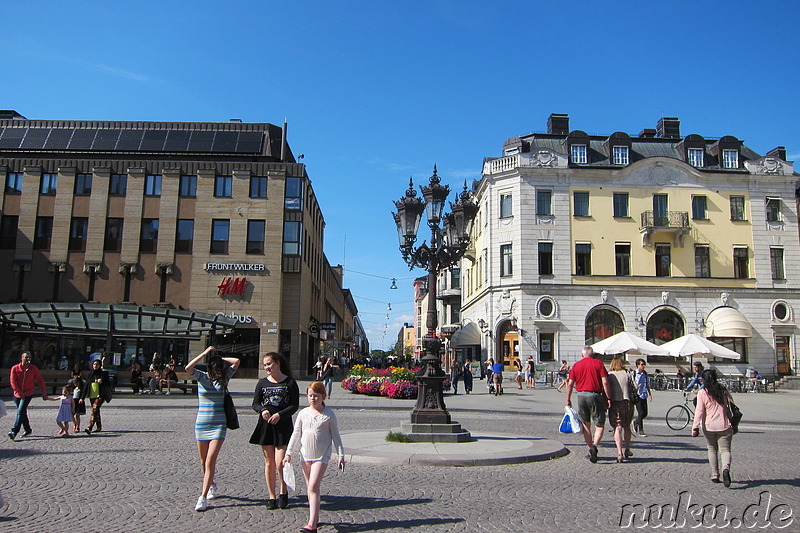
left=659, top=333, right=740, bottom=360
left=590, top=331, right=670, bottom=356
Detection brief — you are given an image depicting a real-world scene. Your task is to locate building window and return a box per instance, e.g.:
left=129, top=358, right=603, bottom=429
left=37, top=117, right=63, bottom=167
left=144, top=175, right=162, bottom=196
left=695, top=245, right=710, bottom=278
left=285, top=177, right=304, bottom=210
left=74, top=173, right=93, bottom=195
left=214, top=176, right=232, bottom=198
left=538, top=298, right=555, bottom=318
left=34, top=216, right=53, bottom=250
left=451, top=268, right=461, bottom=289
left=175, top=219, right=194, bottom=253
left=615, top=243, right=630, bottom=276
left=766, top=198, right=781, bottom=222
left=655, top=244, right=671, bottom=277
left=722, top=149, right=739, bottom=169
left=771, top=247, right=785, bottom=280
left=730, top=196, right=745, bottom=221
left=0, top=215, right=18, bottom=249
left=5, top=172, right=23, bottom=194
left=613, top=146, right=629, bottom=165
left=708, top=337, right=747, bottom=363
left=69, top=217, right=88, bottom=251
left=40, top=173, right=58, bottom=195
left=575, top=243, right=591, bottom=275
left=247, top=220, right=266, bottom=254
left=110, top=174, right=127, bottom=196
left=179, top=175, right=197, bottom=197
left=687, top=148, right=704, bottom=167
left=250, top=176, right=268, bottom=198
left=140, top=218, right=159, bottom=253
left=613, top=192, right=629, bottom=218
left=538, top=242, right=553, bottom=276
left=450, top=304, right=461, bottom=325
left=646, top=309, right=684, bottom=345
left=691, top=195, right=707, bottom=220
left=500, top=244, right=513, bottom=277
left=585, top=307, right=624, bottom=345
left=283, top=221, right=302, bottom=255
left=733, top=247, right=749, bottom=279
left=104, top=218, right=124, bottom=252
left=571, top=144, right=587, bottom=164
left=536, top=190, right=552, bottom=215
left=573, top=191, right=589, bottom=217
left=210, top=219, right=230, bottom=254
left=499, top=193, right=513, bottom=218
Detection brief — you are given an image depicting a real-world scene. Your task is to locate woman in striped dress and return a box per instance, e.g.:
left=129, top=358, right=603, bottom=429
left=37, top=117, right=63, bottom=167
left=185, top=346, right=240, bottom=512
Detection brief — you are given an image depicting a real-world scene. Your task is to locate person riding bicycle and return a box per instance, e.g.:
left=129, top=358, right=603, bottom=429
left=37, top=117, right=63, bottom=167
left=684, top=362, right=705, bottom=407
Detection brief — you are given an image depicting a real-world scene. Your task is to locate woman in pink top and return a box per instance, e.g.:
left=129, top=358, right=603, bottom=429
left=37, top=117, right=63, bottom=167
left=691, top=369, right=735, bottom=487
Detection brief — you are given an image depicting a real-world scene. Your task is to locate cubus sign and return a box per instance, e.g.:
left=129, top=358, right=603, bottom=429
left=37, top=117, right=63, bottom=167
left=217, top=277, right=247, bottom=297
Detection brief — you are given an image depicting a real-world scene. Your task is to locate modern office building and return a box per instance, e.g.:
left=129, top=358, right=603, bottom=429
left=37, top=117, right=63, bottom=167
left=0, top=111, right=361, bottom=377
left=457, top=114, right=799, bottom=378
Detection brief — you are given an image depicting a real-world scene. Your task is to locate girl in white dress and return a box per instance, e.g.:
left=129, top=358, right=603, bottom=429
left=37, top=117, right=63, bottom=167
left=283, top=381, right=345, bottom=533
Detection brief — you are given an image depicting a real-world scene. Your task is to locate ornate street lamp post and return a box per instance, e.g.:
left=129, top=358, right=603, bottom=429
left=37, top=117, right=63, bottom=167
left=392, top=166, right=477, bottom=427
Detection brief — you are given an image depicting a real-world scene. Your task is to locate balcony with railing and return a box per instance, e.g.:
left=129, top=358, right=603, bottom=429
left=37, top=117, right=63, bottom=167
left=639, top=210, right=690, bottom=246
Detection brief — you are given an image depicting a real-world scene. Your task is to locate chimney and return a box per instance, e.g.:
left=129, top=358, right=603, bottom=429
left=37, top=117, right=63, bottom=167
left=767, top=146, right=787, bottom=161
left=656, top=117, right=680, bottom=138
left=0, top=110, right=27, bottom=120
left=638, top=128, right=657, bottom=138
left=547, top=113, right=570, bottom=135
left=281, top=119, right=287, bottom=161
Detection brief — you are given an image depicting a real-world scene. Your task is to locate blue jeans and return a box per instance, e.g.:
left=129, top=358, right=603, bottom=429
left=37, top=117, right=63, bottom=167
left=12, top=395, right=33, bottom=434
left=323, top=377, right=333, bottom=397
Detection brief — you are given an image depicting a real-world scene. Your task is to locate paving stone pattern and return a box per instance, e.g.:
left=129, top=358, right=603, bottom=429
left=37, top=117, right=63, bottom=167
left=1, top=406, right=799, bottom=532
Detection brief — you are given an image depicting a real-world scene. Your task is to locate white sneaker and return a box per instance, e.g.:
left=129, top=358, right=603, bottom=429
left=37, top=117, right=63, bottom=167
left=155, top=391, right=161, bottom=395
left=195, top=496, right=207, bottom=511
left=165, top=391, right=171, bottom=395
left=207, top=483, right=216, bottom=500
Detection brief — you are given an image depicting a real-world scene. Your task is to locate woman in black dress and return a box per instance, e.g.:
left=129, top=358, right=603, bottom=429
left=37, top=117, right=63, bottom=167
left=249, top=352, right=299, bottom=510
left=81, top=359, right=112, bottom=434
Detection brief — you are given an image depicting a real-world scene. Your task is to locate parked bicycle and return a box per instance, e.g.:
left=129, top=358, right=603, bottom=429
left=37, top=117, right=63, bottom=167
left=665, top=391, right=696, bottom=430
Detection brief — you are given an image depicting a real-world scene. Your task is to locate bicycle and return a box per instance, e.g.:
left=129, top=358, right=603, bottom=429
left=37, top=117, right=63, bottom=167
left=665, top=391, right=696, bottom=430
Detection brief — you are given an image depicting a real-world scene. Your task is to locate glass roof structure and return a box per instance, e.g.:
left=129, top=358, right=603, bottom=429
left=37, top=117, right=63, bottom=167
left=0, top=303, right=237, bottom=338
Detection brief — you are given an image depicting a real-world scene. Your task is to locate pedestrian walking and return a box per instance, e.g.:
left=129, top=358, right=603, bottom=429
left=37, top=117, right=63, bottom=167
left=492, top=359, right=504, bottom=396
left=555, top=360, right=570, bottom=392
left=72, top=377, right=86, bottom=433
left=565, top=346, right=611, bottom=463
left=284, top=381, right=345, bottom=533
left=249, top=352, right=300, bottom=511
left=54, top=385, right=73, bottom=437
left=462, top=359, right=473, bottom=394
left=82, top=359, right=113, bottom=435
left=450, top=360, right=461, bottom=394
left=692, top=369, right=736, bottom=487
left=319, top=357, right=339, bottom=398
left=525, top=356, right=535, bottom=389
left=607, top=358, right=634, bottom=463
left=631, top=359, right=652, bottom=437
left=185, top=346, right=240, bottom=511
left=8, top=352, right=51, bottom=440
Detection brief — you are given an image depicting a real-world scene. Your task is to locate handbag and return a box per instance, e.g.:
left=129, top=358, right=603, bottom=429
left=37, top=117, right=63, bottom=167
left=222, top=380, right=239, bottom=430
left=727, top=400, right=743, bottom=431
left=75, top=398, right=87, bottom=415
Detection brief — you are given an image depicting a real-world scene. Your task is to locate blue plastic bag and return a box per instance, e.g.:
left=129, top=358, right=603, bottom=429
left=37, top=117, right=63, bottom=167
left=559, top=406, right=582, bottom=434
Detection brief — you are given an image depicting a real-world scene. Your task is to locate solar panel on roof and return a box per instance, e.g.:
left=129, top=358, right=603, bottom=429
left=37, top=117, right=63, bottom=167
left=140, top=130, right=168, bottom=151
left=43, top=129, right=74, bottom=150
left=0, top=128, right=26, bottom=149
left=116, top=129, right=145, bottom=150
left=92, top=129, right=121, bottom=150
left=187, top=130, right=215, bottom=152
left=163, top=130, right=191, bottom=152
left=235, top=131, right=264, bottom=153
left=20, top=128, right=50, bottom=149
left=67, top=129, right=98, bottom=150
left=212, top=131, right=238, bottom=152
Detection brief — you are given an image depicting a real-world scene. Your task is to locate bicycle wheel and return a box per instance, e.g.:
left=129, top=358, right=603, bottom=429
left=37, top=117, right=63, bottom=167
left=666, top=405, right=690, bottom=430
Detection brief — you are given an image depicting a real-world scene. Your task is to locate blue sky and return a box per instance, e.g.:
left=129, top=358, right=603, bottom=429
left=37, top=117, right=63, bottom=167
left=3, top=1, right=798, bottom=349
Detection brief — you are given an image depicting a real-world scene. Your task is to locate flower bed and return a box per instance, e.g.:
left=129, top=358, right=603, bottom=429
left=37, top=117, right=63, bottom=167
left=341, top=365, right=451, bottom=399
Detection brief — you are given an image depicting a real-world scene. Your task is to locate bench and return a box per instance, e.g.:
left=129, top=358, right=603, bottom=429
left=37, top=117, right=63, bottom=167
left=0, top=369, right=71, bottom=396
left=169, top=372, right=198, bottom=394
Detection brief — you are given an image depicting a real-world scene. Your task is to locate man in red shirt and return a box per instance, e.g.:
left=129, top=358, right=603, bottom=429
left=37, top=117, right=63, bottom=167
left=8, top=352, right=50, bottom=440
left=565, top=346, right=611, bottom=463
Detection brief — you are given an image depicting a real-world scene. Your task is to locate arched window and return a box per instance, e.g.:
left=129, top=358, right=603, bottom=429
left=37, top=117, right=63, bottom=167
left=646, top=308, right=684, bottom=345
left=585, top=307, right=624, bottom=345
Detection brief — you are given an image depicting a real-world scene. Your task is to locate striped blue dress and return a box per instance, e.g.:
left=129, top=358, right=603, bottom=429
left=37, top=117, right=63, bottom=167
left=193, top=366, right=236, bottom=441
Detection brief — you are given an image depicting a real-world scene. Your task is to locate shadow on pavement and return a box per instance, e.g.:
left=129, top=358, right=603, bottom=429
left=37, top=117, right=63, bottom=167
left=735, top=478, right=800, bottom=489
left=330, top=518, right=463, bottom=532
left=321, top=496, right=432, bottom=512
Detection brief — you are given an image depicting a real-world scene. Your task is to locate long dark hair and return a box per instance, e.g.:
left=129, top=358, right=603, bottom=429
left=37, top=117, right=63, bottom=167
left=265, top=351, right=292, bottom=378
left=701, top=369, right=729, bottom=406
left=208, top=355, right=228, bottom=383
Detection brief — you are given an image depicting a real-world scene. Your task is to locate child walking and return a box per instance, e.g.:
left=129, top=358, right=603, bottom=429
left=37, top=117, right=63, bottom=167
left=283, top=381, right=345, bottom=533
left=54, top=385, right=73, bottom=436
left=72, top=377, right=86, bottom=433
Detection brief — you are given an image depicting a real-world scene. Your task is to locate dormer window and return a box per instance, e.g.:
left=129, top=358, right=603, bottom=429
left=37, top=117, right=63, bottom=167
left=687, top=148, right=704, bottom=167
left=612, top=146, right=629, bottom=165
left=571, top=145, right=587, bottom=164
left=722, top=149, right=739, bottom=169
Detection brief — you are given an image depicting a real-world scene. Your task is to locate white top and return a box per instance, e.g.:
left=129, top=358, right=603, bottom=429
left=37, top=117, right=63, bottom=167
left=287, top=406, right=344, bottom=464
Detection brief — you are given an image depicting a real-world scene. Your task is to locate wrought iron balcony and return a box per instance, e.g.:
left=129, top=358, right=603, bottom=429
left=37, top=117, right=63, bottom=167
left=639, top=210, right=690, bottom=247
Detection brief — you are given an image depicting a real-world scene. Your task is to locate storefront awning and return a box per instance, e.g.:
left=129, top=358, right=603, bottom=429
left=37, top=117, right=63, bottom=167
left=0, top=302, right=237, bottom=338
left=706, top=307, right=752, bottom=338
left=450, top=321, right=482, bottom=347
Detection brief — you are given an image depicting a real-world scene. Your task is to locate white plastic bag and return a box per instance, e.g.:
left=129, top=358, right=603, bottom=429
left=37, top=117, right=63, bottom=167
left=0, top=400, right=7, bottom=418
left=559, top=406, right=582, bottom=434
left=282, top=462, right=295, bottom=492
